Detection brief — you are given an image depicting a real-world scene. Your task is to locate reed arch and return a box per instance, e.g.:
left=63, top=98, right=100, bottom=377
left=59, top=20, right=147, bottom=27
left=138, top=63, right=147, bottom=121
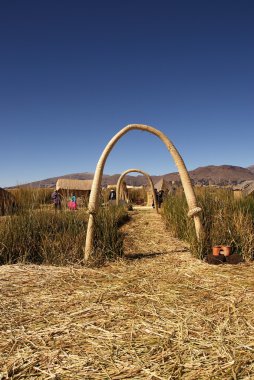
left=84, top=124, right=203, bottom=261
left=116, top=168, right=158, bottom=213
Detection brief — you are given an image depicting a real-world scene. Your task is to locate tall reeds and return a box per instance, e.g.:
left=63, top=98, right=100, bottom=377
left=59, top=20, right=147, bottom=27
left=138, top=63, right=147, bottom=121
left=0, top=189, right=128, bottom=266
left=163, top=188, right=254, bottom=261
left=93, top=205, right=129, bottom=264
left=10, top=187, right=52, bottom=210
left=0, top=210, right=87, bottom=265
left=128, top=187, right=147, bottom=205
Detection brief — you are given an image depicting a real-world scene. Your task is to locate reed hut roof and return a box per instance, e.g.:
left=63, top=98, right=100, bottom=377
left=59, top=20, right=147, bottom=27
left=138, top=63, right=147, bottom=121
left=154, top=178, right=171, bottom=191
left=56, top=179, right=93, bottom=191
left=126, top=185, right=144, bottom=189
left=0, top=187, right=15, bottom=201
left=233, top=180, right=254, bottom=196
left=0, top=187, right=16, bottom=215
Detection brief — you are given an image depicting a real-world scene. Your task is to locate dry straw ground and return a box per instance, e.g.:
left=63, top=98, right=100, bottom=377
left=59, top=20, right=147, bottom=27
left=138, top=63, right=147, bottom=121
left=1, top=209, right=254, bottom=379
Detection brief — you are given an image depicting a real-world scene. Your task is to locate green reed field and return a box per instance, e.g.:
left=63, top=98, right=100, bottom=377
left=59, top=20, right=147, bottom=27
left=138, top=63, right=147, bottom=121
left=2, top=187, right=254, bottom=266
left=0, top=188, right=128, bottom=266
left=163, top=187, right=254, bottom=261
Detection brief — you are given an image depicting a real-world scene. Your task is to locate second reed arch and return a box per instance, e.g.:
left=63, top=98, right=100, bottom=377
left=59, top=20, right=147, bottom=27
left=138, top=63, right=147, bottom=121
left=116, top=168, right=159, bottom=213
left=85, top=124, right=203, bottom=260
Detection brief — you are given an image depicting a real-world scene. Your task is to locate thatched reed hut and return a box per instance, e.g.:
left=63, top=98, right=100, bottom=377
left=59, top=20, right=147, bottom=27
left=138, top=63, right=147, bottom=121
left=233, top=181, right=254, bottom=200
left=153, top=178, right=179, bottom=192
left=0, top=188, right=16, bottom=216
left=146, top=179, right=176, bottom=206
left=107, top=185, right=117, bottom=190
left=56, top=179, right=93, bottom=198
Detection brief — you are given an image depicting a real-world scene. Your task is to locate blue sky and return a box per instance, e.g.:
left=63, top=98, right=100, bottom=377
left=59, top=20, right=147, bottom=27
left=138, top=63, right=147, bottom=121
left=1, top=0, right=253, bottom=187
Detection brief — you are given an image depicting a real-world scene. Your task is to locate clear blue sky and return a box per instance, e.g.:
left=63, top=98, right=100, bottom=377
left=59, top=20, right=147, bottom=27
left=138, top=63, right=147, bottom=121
left=1, top=0, right=253, bottom=187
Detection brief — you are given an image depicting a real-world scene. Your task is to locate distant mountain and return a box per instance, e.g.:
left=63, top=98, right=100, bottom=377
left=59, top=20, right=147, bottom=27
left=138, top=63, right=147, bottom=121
left=6, top=165, right=254, bottom=189
left=186, top=165, right=254, bottom=185
left=12, top=172, right=95, bottom=189
left=153, top=165, right=254, bottom=186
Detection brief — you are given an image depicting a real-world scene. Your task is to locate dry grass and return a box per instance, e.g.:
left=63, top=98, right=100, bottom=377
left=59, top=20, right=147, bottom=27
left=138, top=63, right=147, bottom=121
left=1, top=210, right=254, bottom=379
left=121, top=209, right=189, bottom=256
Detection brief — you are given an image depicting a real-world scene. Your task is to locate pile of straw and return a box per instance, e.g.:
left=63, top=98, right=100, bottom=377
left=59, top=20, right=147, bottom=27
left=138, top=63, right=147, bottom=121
left=1, top=210, right=254, bottom=379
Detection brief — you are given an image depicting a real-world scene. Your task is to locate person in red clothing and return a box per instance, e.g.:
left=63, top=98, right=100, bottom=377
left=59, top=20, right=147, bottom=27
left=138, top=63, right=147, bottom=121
left=68, top=193, right=77, bottom=210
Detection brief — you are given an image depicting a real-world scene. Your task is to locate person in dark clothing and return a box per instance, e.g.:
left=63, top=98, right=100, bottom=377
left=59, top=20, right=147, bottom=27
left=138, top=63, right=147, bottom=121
left=158, top=190, right=164, bottom=208
left=51, top=190, right=62, bottom=211
left=109, top=189, right=116, bottom=201
left=152, top=188, right=158, bottom=208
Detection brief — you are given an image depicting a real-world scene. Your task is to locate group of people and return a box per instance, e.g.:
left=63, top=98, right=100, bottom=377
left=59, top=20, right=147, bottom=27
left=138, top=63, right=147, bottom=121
left=51, top=190, right=77, bottom=211
left=108, top=187, right=164, bottom=208
left=51, top=188, right=164, bottom=210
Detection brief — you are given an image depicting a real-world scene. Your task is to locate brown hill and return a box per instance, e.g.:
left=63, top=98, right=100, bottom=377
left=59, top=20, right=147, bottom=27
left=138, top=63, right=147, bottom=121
left=187, top=165, right=254, bottom=185
left=7, top=165, right=254, bottom=189
left=152, top=165, right=254, bottom=186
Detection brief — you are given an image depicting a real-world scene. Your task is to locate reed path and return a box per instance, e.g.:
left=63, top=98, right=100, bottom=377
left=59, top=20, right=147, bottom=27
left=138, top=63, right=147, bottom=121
left=1, top=209, right=254, bottom=379
left=122, top=208, right=189, bottom=257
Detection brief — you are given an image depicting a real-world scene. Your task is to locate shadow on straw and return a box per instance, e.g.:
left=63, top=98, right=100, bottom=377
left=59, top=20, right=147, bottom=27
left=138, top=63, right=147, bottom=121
left=124, top=252, right=166, bottom=260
